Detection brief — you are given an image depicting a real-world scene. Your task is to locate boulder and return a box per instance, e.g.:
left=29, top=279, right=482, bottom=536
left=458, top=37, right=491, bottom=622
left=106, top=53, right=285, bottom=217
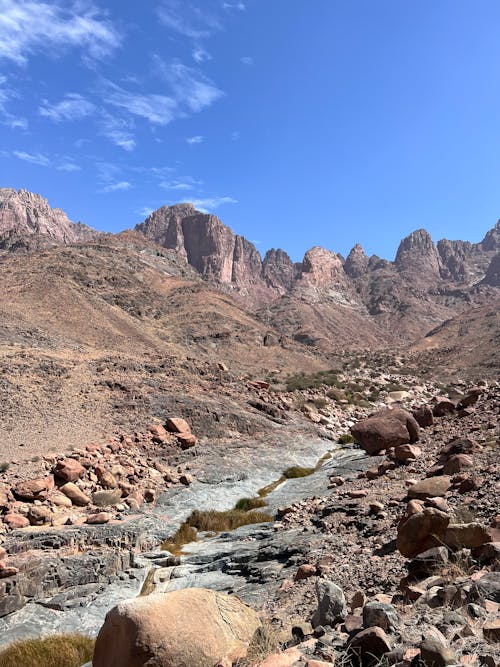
left=349, top=627, right=391, bottom=663
left=456, top=388, right=482, bottom=410
left=165, top=417, right=191, bottom=434
left=468, top=572, right=500, bottom=603
left=393, top=444, right=422, bottom=463
left=413, top=405, right=434, bottom=427
left=376, top=407, right=420, bottom=443
left=442, top=454, right=473, bottom=475
left=362, top=602, right=399, bottom=632
left=86, top=512, right=111, bottom=525
left=295, top=564, right=317, bottom=581
left=96, top=467, right=118, bottom=489
left=48, top=491, right=73, bottom=508
left=311, top=579, right=347, bottom=628
left=92, top=588, right=260, bottom=667
left=397, top=509, right=450, bottom=558
left=407, top=477, right=451, bottom=500
left=419, top=637, right=457, bottom=667
left=176, top=433, right=197, bottom=449
left=432, top=398, right=455, bottom=417
left=444, top=523, right=493, bottom=549
left=407, top=547, right=449, bottom=578
left=27, top=506, right=52, bottom=526
left=351, top=418, right=409, bottom=455
left=13, top=476, right=54, bottom=501
left=60, top=482, right=90, bottom=506
left=438, top=438, right=478, bottom=462
left=3, top=513, right=29, bottom=529
left=53, top=458, right=85, bottom=483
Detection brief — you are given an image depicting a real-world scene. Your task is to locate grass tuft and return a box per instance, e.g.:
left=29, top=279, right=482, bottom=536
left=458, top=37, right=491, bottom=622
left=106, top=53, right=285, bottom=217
left=283, top=466, right=315, bottom=479
left=234, top=497, right=267, bottom=511
left=0, top=634, right=94, bottom=667
left=186, top=509, right=273, bottom=532
left=162, top=522, right=198, bottom=555
left=338, top=433, right=354, bottom=444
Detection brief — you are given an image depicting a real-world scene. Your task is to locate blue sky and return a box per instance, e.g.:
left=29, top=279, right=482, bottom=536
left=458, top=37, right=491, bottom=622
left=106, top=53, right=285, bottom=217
left=1, top=1, right=499, bottom=261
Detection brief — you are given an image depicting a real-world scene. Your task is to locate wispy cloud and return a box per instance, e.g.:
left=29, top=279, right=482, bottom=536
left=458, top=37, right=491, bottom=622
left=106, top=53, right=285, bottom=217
left=0, top=0, right=121, bottom=65
left=160, top=176, right=203, bottom=190
left=99, top=111, right=136, bottom=151
left=57, top=161, right=81, bottom=172
left=100, top=180, right=131, bottom=193
left=192, top=46, right=211, bottom=63
left=0, top=75, right=28, bottom=129
left=105, top=81, right=177, bottom=125
left=186, top=135, right=204, bottom=144
left=240, top=56, right=253, bottom=65
left=157, top=59, right=223, bottom=113
left=190, top=196, right=237, bottom=212
left=39, top=93, right=95, bottom=122
left=223, top=2, right=246, bottom=10
left=157, top=1, right=221, bottom=40
left=12, top=150, right=50, bottom=166
left=138, top=206, right=155, bottom=218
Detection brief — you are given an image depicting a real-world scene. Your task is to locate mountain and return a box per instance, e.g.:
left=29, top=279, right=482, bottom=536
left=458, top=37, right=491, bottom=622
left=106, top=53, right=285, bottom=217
left=0, top=188, right=99, bottom=246
left=1, top=188, right=499, bottom=353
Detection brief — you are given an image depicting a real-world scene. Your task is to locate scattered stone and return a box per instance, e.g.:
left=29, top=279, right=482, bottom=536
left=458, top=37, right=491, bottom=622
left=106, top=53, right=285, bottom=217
left=482, top=620, right=500, bottom=642
left=3, top=513, right=29, bottom=529
left=86, top=512, right=111, bottom=525
left=13, top=477, right=53, bottom=501
left=443, top=454, right=473, bottom=475
left=407, top=476, right=452, bottom=500
left=419, top=637, right=457, bottom=667
left=350, top=416, right=410, bottom=455
left=433, top=398, right=456, bottom=417
left=311, top=579, right=347, bottom=628
left=349, top=627, right=392, bottom=663
left=54, top=458, right=85, bottom=483
left=444, top=523, right=493, bottom=550
left=295, top=564, right=317, bottom=581
left=60, top=482, right=91, bottom=507
left=165, top=417, right=191, bottom=434
left=397, top=508, right=450, bottom=558
left=176, top=432, right=197, bottom=449
left=413, top=405, right=434, bottom=427
left=393, top=444, right=422, bottom=463
left=362, top=602, right=399, bottom=632
left=27, top=506, right=52, bottom=526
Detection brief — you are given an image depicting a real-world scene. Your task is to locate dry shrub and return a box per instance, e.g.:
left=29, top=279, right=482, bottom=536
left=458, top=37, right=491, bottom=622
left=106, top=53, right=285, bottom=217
left=0, top=634, right=94, bottom=667
left=187, top=509, right=273, bottom=532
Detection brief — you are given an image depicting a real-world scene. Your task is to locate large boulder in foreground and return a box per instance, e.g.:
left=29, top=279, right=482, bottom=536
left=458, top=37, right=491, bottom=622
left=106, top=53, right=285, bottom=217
left=93, top=588, right=261, bottom=667
left=350, top=408, right=419, bottom=455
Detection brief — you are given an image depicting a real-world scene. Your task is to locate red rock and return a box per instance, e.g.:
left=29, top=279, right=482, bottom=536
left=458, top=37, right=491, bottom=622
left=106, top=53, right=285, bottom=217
left=394, top=444, right=422, bottom=463
left=3, top=513, right=29, bottom=529
left=60, top=482, right=90, bottom=506
left=457, top=388, right=482, bottom=409
left=54, top=458, right=85, bottom=483
left=0, top=491, right=9, bottom=508
left=349, top=627, right=392, bottom=660
left=27, top=506, right=52, bottom=526
left=457, top=476, right=482, bottom=493
left=413, top=405, right=434, bottom=427
left=165, top=417, right=191, bottom=434
left=443, top=454, right=473, bottom=475
left=86, top=512, right=111, bottom=525
left=376, top=407, right=420, bottom=443
left=13, top=476, right=54, bottom=501
left=397, top=509, right=450, bottom=558
left=258, top=647, right=302, bottom=667
left=295, top=564, right=317, bottom=581
left=95, top=467, right=118, bottom=489
left=425, top=497, right=449, bottom=512
left=407, top=476, right=451, bottom=500
left=351, top=417, right=410, bottom=455
left=0, top=565, right=18, bottom=578
left=432, top=398, right=456, bottom=417
left=444, top=523, right=494, bottom=549
left=148, top=424, right=168, bottom=440
left=344, top=614, right=364, bottom=633
left=176, top=432, right=197, bottom=449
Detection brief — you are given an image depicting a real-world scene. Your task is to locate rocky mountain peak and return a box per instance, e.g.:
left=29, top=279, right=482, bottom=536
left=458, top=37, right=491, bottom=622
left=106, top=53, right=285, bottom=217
left=395, top=228, right=441, bottom=280
left=344, top=243, right=369, bottom=278
left=300, top=246, right=345, bottom=288
left=481, top=220, right=500, bottom=252
left=262, top=248, right=297, bottom=292
left=0, top=188, right=98, bottom=244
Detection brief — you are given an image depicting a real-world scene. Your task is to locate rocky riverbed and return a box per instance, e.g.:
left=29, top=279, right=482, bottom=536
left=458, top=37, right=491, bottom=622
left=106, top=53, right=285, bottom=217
left=0, top=429, right=369, bottom=645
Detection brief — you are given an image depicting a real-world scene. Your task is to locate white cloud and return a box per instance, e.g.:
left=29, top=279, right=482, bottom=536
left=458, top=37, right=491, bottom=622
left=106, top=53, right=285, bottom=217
left=160, top=176, right=203, bottom=190
left=157, top=1, right=221, bottom=40
left=231, top=130, right=240, bottom=141
left=240, top=56, right=253, bottom=65
left=12, top=150, right=50, bottom=166
left=159, top=60, right=223, bottom=113
left=190, top=196, right=237, bottom=212
left=57, top=161, right=81, bottom=172
left=39, top=93, right=95, bottom=122
left=192, top=46, right=211, bottom=63
left=0, top=0, right=121, bottom=65
left=138, top=206, right=155, bottom=218
left=223, top=2, right=246, bottom=9
left=100, top=181, right=132, bottom=193
left=105, top=82, right=177, bottom=125
left=99, top=111, right=136, bottom=151
left=0, top=75, right=28, bottom=129
left=186, top=135, right=204, bottom=144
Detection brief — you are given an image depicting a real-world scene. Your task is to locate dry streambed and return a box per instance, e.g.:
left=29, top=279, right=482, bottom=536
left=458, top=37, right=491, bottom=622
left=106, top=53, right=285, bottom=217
left=0, top=433, right=368, bottom=645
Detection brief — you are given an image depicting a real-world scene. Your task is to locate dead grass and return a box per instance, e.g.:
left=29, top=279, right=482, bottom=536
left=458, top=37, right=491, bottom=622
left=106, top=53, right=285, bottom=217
left=0, top=634, right=94, bottom=667
left=234, top=621, right=279, bottom=666
left=162, top=522, right=198, bottom=554
left=234, top=497, right=267, bottom=511
left=186, top=508, right=273, bottom=532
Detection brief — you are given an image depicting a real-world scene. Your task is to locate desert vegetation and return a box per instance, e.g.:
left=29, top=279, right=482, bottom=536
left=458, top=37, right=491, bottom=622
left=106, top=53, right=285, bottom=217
left=0, top=634, right=94, bottom=667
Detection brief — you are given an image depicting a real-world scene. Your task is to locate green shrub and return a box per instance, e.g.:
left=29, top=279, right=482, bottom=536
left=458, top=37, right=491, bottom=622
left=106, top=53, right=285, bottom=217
left=312, top=397, right=328, bottom=409
left=0, top=463, right=9, bottom=473
left=338, top=433, right=354, bottom=444
left=0, top=634, right=94, bottom=667
left=283, top=466, right=315, bottom=479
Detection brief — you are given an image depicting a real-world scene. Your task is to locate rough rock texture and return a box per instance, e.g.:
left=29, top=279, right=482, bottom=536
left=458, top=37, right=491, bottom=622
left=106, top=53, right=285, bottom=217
left=0, top=188, right=98, bottom=244
left=395, top=229, right=442, bottom=283
left=92, top=588, right=260, bottom=667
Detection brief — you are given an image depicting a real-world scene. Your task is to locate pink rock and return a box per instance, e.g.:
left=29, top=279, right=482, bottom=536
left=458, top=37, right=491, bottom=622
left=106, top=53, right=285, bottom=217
left=393, top=444, right=422, bottom=463
left=54, top=459, right=85, bottom=483
left=13, top=476, right=54, bottom=501
left=0, top=565, right=18, bottom=578
left=258, top=647, right=302, bottom=667
left=86, top=512, right=111, bottom=525
left=166, top=417, right=191, bottom=434
left=295, top=564, right=317, bottom=581
left=3, top=513, right=29, bottom=529
left=176, top=433, right=197, bottom=449
left=443, top=454, right=473, bottom=475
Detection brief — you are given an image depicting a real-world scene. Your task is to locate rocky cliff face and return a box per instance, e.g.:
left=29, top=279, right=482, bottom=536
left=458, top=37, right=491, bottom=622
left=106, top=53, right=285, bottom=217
left=394, top=229, right=441, bottom=283
left=0, top=188, right=98, bottom=244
